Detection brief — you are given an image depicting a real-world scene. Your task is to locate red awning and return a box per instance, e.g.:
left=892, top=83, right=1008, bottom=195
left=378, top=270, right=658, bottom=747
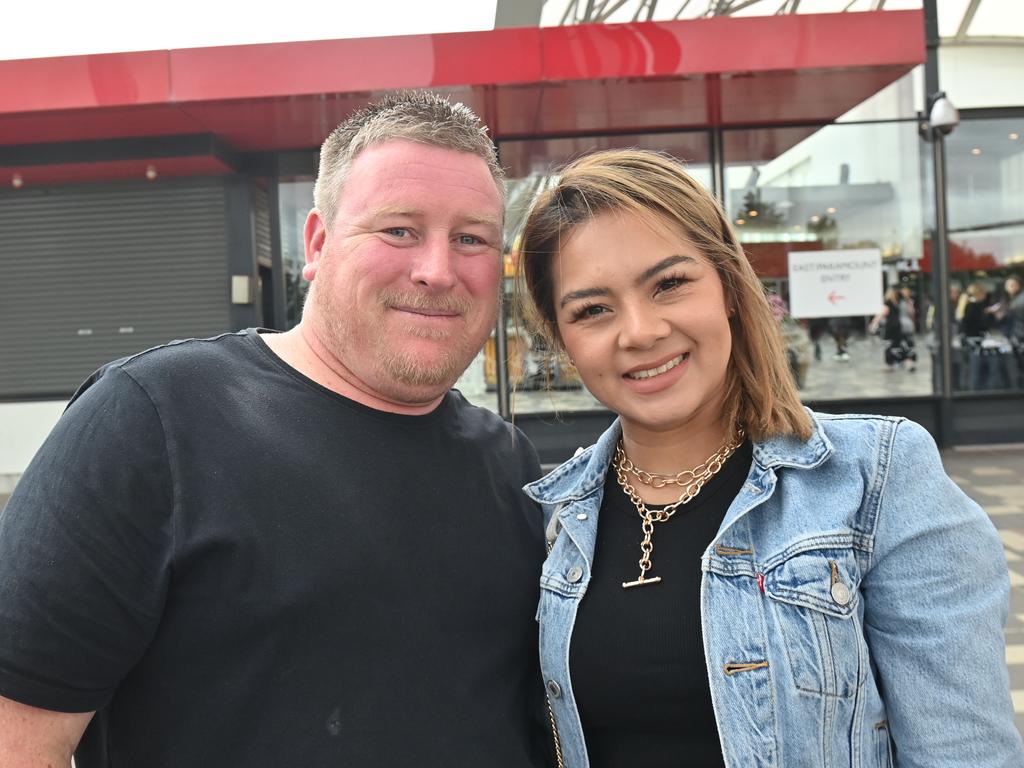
left=0, top=10, right=924, bottom=185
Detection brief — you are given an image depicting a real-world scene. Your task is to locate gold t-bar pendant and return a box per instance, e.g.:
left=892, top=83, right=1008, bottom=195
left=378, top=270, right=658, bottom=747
left=622, top=574, right=662, bottom=589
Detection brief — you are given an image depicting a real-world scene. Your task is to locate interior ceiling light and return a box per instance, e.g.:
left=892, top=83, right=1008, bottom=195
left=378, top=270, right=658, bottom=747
left=826, top=207, right=837, bottom=214
left=971, top=147, right=982, bottom=156
left=1010, top=132, right=1021, bottom=141
left=145, top=165, right=158, bottom=181
left=11, top=174, right=23, bottom=189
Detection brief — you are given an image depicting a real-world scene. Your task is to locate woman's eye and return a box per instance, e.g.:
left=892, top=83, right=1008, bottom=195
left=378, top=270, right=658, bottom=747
left=656, top=276, right=688, bottom=295
left=572, top=304, right=607, bottom=321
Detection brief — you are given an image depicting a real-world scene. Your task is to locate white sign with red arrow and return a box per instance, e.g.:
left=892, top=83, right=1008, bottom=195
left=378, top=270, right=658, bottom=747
left=787, top=248, right=883, bottom=319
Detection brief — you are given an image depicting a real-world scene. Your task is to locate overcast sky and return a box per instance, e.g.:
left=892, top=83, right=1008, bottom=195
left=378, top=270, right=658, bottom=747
left=2, top=0, right=1019, bottom=62
left=0, top=0, right=498, bottom=61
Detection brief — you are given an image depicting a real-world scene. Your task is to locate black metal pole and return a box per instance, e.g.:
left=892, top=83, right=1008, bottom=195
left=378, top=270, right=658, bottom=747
left=495, top=287, right=511, bottom=419
left=923, top=0, right=955, bottom=446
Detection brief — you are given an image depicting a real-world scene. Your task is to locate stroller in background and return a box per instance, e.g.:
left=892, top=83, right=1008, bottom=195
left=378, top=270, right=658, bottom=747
left=884, top=336, right=917, bottom=369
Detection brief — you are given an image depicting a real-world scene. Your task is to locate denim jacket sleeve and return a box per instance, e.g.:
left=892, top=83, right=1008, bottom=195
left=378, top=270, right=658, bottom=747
left=861, top=420, right=1023, bottom=767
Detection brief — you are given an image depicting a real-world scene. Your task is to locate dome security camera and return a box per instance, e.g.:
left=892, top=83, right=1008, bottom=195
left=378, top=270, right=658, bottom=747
left=929, top=93, right=959, bottom=136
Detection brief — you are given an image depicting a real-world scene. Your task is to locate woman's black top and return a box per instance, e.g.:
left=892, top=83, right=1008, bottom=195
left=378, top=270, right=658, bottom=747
left=568, top=441, right=753, bottom=768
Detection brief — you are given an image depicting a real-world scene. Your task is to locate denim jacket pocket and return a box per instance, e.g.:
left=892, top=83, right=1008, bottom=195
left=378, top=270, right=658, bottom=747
left=539, top=528, right=589, bottom=600
left=763, top=546, right=865, bottom=698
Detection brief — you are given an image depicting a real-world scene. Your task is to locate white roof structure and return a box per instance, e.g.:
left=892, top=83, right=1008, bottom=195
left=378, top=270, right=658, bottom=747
left=537, top=0, right=1024, bottom=42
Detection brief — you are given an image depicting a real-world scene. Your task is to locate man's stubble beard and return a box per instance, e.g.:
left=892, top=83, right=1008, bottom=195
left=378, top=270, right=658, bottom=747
left=308, top=269, right=497, bottom=397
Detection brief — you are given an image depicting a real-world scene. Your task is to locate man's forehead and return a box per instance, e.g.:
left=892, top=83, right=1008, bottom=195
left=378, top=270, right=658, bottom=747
left=348, top=140, right=502, bottom=191
left=367, top=204, right=501, bottom=229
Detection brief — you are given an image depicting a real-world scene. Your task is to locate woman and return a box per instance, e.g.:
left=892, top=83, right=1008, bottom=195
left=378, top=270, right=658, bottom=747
left=869, top=287, right=917, bottom=371
left=994, top=274, right=1024, bottom=344
left=517, top=149, right=1021, bottom=767
left=960, top=282, right=993, bottom=341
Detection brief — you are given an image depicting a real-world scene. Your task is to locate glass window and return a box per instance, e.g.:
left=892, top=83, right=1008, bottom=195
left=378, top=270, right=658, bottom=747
left=499, top=132, right=712, bottom=415
left=723, top=121, right=932, bottom=400
left=277, top=179, right=314, bottom=330
left=946, top=115, right=1024, bottom=393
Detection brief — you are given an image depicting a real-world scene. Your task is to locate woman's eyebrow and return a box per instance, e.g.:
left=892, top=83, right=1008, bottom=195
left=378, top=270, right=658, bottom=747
left=559, top=287, right=609, bottom=309
left=636, top=255, right=696, bottom=285
left=558, top=255, right=698, bottom=309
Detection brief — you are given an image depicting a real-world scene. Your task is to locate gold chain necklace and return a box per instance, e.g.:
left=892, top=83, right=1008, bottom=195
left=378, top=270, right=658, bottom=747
left=615, top=429, right=744, bottom=589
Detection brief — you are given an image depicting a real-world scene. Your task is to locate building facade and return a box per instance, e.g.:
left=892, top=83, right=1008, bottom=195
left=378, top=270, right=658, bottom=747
left=1, top=2, right=1022, bottom=474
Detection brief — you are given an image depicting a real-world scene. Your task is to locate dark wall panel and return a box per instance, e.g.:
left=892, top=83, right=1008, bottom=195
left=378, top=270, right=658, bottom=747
left=952, top=394, right=1024, bottom=445
left=0, top=179, right=230, bottom=398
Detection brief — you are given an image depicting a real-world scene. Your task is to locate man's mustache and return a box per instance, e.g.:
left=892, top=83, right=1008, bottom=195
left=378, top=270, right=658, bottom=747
left=380, top=291, right=471, bottom=315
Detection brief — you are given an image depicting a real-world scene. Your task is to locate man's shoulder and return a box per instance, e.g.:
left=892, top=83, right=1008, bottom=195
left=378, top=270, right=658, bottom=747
left=72, top=330, right=256, bottom=404
left=446, top=391, right=541, bottom=471
left=118, top=329, right=253, bottom=374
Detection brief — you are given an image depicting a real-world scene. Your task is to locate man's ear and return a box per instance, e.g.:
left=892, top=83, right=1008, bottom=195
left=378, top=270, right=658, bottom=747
left=302, top=209, right=328, bottom=282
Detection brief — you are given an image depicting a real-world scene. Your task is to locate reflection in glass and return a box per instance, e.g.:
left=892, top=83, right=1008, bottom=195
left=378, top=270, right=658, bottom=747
left=724, top=121, right=932, bottom=400
left=499, top=132, right=712, bottom=415
left=278, top=180, right=314, bottom=330
left=945, top=116, right=1024, bottom=392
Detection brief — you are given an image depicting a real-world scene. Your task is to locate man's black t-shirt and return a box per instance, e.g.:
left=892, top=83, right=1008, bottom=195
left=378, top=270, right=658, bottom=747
left=0, top=330, right=548, bottom=767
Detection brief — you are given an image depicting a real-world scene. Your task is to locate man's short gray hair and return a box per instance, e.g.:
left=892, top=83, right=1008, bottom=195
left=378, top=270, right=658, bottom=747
left=314, top=91, right=505, bottom=229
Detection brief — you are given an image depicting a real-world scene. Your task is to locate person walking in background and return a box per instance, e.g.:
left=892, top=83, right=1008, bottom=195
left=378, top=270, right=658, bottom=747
left=994, top=274, right=1024, bottom=383
left=869, top=287, right=917, bottom=372
left=960, top=282, right=994, bottom=341
left=827, top=315, right=852, bottom=361
left=517, top=148, right=1021, bottom=767
left=993, top=273, right=1024, bottom=344
left=0, top=92, right=550, bottom=768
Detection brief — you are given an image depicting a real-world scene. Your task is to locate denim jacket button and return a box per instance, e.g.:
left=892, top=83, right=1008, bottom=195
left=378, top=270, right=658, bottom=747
left=547, top=680, right=562, bottom=698
left=831, top=581, right=852, bottom=606
left=567, top=566, right=584, bottom=583
left=576, top=513, right=588, bottom=521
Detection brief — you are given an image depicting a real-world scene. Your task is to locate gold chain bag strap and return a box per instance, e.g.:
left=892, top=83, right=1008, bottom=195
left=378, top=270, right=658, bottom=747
left=543, top=517, right=565, bottom=768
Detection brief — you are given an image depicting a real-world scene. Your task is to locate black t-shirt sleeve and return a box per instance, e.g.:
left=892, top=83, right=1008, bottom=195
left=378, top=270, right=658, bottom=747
left=510, top=423, right=543, bottom=484
left=0, top=366, right=174, bottom=713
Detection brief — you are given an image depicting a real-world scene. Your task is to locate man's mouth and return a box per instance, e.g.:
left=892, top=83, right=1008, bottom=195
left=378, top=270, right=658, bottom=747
left=395, top=306, right=460, bottom=318
left=624, top=353, right=688, bottom=380
left=383, top=293, right=468, bottom=318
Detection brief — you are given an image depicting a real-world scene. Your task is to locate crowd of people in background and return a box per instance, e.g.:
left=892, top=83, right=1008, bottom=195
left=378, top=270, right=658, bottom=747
left=770, top=273, right=1024, bottom=391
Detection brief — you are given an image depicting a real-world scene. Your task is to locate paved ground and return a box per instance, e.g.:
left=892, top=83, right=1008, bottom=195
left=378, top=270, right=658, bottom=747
left=2, top=443, right=1023, bottom=739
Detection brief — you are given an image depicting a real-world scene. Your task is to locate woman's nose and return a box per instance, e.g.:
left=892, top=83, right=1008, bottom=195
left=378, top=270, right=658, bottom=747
left=618, top=302, right=670, bottom=350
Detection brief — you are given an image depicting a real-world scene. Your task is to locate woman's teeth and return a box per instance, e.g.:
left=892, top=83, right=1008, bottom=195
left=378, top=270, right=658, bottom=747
left=626, top=353, right=687, bottom=380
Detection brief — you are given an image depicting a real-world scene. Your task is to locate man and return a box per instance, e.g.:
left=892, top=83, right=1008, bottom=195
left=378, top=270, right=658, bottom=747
left=0, top=92, right=548, bottom=767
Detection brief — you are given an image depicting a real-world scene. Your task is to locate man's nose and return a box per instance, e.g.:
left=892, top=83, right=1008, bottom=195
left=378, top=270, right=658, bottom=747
left=618, top=301, right=670, bottom=350
left=409, top=235, right=458, bottom=291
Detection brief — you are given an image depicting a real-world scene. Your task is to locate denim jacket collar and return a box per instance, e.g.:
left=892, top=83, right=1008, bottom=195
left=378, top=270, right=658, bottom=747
left=523, top=408, right=834, bottom=507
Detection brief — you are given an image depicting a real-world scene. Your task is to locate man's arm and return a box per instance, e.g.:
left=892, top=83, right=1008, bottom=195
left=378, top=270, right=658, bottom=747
left=0, top=695, right=93, bottom=767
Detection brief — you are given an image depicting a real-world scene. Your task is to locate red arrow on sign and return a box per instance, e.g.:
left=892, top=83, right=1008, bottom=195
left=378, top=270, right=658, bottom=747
left=827, top=291, right=846, bottom=305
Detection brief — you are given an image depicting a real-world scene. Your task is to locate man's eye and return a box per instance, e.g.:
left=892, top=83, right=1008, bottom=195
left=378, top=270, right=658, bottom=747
left=384, top=228, right=409, bottom=238
left=457, top=234, right=484, bottom=246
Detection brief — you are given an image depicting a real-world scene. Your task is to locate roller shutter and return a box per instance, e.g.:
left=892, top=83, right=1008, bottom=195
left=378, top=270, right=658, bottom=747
left=0, top=179, right=231, bottom=398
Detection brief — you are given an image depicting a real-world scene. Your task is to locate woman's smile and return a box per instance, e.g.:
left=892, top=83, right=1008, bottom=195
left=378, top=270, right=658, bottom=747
left=623, top=352, right=689, bottom=380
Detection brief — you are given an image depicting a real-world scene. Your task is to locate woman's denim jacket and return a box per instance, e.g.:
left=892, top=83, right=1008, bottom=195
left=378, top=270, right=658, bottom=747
left=524, top=412, right=1023, bottom=768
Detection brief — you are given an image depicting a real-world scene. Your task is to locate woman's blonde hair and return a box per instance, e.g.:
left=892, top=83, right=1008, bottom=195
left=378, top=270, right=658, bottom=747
left=517, top=149, right=812, bottom=442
